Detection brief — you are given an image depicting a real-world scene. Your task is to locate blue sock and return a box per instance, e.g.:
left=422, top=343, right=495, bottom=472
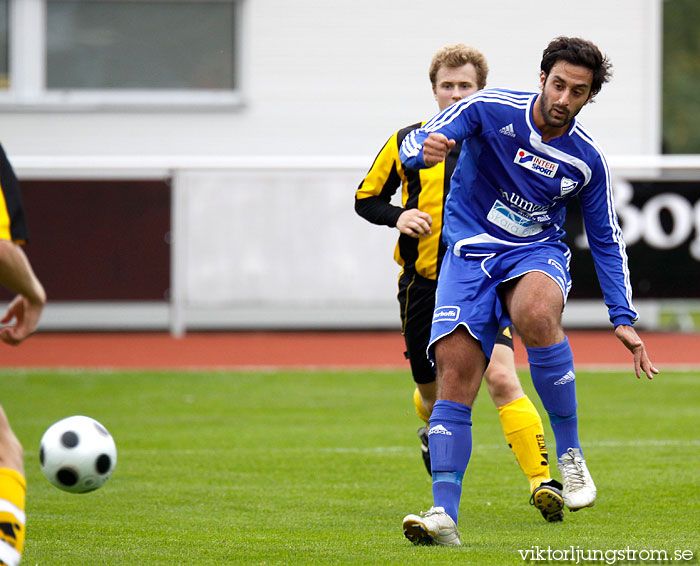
left=527, top=337, right=580, bottom=458
left=428, top=400, right=472, bottom=523
left=548, top=413, right=581, bottom=457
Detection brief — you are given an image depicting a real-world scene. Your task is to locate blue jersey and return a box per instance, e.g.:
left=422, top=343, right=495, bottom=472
left=399, top=88, right=637, bottom=327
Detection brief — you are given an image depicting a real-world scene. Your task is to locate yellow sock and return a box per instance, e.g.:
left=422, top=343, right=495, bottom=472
left=498, top=396, right=551, bottom=493
left=0, top=468, right=26, bottom=566
left=413, top=388, right=431, bottom=424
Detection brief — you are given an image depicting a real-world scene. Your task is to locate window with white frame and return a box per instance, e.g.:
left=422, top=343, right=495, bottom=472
left=1, top=0, right=243, bottom=109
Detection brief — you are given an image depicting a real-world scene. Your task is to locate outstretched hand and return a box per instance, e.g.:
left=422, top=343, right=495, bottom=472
left=0, top=294, right=44, bottom=346
left=614, top=325, right=659, bottom=380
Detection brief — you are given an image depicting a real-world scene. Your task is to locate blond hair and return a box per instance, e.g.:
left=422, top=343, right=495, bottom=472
left=429, top=43, right=489, bottom=90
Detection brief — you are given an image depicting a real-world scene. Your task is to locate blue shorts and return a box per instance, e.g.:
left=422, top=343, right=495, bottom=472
left=429, top=241, right=572, bottom=359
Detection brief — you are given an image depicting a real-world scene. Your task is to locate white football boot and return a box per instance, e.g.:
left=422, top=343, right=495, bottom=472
left=402, top=506, right=461, bottom=546
left=557, top=447, right=596, bottom=510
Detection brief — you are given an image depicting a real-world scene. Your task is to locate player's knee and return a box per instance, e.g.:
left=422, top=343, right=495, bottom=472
left=436, top=363, right=462, bottom=386
left=484, top=365, right=523, bottom=402
left=516, top=312, right=562, bottom=346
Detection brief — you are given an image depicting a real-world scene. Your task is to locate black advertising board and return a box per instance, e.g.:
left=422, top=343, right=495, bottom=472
left=3, top=180, right=172, bottom=301
left=564, top=180, right=700, bottom=299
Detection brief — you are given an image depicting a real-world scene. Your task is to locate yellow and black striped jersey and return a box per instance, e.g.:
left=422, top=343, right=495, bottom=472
left=0, top=144, right=28, bottom=244
left=355, top=122, right=460, bottom=280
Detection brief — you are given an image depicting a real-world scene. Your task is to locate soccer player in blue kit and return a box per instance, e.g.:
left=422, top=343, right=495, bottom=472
left=399, top=37, right=658, bottom=546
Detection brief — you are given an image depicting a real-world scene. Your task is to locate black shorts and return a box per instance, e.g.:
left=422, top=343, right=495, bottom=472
left=398, top=270, right=438, bottom=384
left=494, top=324, right=514, bottom=349
left=398, top=270, right=514, bottom=384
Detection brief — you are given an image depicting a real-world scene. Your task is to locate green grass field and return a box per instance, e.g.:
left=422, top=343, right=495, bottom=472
left=3, top=367, right=699, bottom=565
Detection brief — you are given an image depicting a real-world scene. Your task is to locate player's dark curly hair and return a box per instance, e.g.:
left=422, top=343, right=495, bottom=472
left=540, top=36, right=612, bottom=99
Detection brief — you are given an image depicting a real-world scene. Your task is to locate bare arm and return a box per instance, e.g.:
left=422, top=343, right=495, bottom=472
left=614, top=325, right=659, bottom=380
left=0, top=240, right=46, bottom=345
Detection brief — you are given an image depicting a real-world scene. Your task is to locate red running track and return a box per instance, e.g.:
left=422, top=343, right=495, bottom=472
left=0, top=330, right=697, bottom=370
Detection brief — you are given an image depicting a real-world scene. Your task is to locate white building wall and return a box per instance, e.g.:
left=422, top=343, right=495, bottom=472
left=1, top=0, right=661, bottom=159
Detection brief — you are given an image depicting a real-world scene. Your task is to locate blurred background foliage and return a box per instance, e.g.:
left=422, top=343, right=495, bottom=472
left=663, top=0, right=700, bottom=153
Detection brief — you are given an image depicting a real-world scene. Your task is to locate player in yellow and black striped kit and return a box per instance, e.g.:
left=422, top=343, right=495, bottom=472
left=0, top=142, right=47, bottom=565
left=355, top=44, right=565, bottom=523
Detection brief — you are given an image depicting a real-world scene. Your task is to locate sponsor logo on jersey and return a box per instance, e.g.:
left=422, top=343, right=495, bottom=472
left=553, top=370, right=575, bottom=386
left=499, top=123, right=516, bottom=137
left=514, top=149, right=559, bottom=178
left=433, top=306, right=460, bottom=322
left=487, top=200, right=545, bottom=237
left=428, top=424, right=452, bottom=436
left=498, top=188, right=551, bottom=215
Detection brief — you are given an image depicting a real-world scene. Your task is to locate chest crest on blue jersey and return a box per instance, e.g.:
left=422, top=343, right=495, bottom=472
left=560, top=177, right=579, bottom=196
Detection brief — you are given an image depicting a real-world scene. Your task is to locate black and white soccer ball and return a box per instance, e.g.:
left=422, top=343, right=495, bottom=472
left=39, top=415, right=117, bottom=494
